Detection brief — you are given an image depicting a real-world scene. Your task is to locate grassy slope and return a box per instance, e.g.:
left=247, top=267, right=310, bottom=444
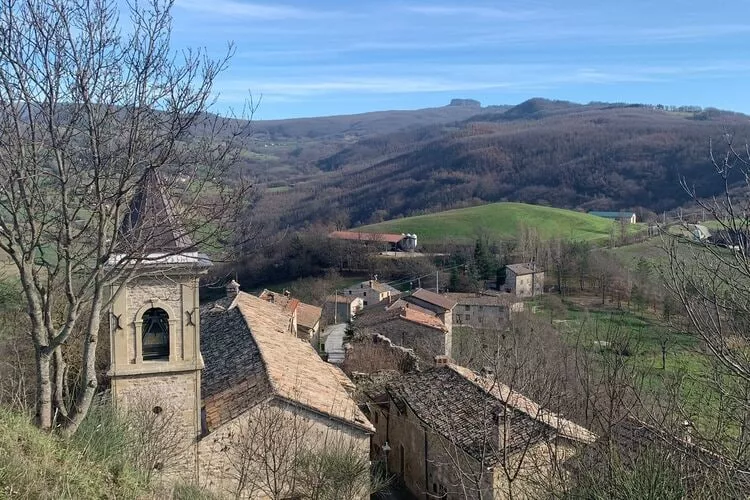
left=358, top=202, right=637, bottom=244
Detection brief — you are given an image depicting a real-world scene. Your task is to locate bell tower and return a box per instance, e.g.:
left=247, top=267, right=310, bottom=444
left=107, top=167, right=210, bottom=479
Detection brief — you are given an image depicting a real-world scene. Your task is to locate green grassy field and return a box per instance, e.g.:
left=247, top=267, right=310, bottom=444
left=547, top=299, right=723, bottom=433
left=358, top=202, right=643, bottom=244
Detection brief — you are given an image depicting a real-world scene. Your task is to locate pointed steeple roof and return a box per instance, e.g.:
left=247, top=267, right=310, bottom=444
left=116, top=167, right=193, bottom=253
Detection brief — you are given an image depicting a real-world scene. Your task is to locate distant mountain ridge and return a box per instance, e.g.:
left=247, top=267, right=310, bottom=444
left=261, top=98, right=750, bottom=229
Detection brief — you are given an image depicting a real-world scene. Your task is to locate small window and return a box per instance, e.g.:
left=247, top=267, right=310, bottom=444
left=464, top=305, right=470, bottom=311
left=465, top=314, right=470, bottom=321
left=363, top=301, right=368, bottom=306
left=142, top=308, right=169, bottom=360
left=363, top=291, right=367, bottom=296
left=374, top=411, right=379, bottom=424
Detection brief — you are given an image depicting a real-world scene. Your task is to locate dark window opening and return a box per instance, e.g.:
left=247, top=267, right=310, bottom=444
left=142, top=308, right=169, bottom=360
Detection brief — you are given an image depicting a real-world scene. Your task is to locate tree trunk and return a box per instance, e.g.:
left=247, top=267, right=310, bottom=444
left=35, top=348, right=52, bottom=429
left=52, top=346, right=69, bottom=421
left=61, top=303, right=102, bottom=436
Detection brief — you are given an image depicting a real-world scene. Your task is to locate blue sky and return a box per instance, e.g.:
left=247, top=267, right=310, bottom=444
left=170, top=0, right=750, bottom=119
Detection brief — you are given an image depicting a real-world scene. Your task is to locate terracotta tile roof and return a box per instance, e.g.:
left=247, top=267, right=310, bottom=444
left=201, top=292, right=373, bottom=433
left=410, top=288, right=457, bottom=311
left=506, top=263, right=542, bottom=275
left=329, top=231, right=403, bottom=244
left=399, top=307, right=446, bottom=330
left=387, top=299, right=435, bottom=317
left=258, top=289, right=300, bottom=313
left=116, top=167, right=193, bottom=253
left=297, top=302, right=322, bottom=330
left=235, top=293, right=373, bottom=432
left=386, top=365, right=595, bottom=466
left=357, top=304, right=446, bottom=332
left=444, top=292, right=520, bottom=306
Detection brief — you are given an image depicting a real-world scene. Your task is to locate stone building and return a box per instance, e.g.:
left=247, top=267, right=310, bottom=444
left=446, top=292, right=524, bottom=329
left=342, top=279, right=399, bottom=306
left=199, top=290, right=374, bottom=496
left=322, top=294, right=364, bottom=324
left=504, top=263, right=544, bottom=298
left=354, top=302, right=451, bottom=362
left=258, top=289, right=321, bottom=339
left=404, top=288, right=456, bottom=333
left=107, top=168, right=372, bottom=496
left=107, top=167, right=211, bottom=480
left=367, top=359, right=595, bottom=500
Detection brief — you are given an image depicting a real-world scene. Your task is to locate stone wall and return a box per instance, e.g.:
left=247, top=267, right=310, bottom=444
left=378, top=397, right=578, bottom=499
left=342, top=333, right=420, bottom=375
left=111, top=370, right=201, bottom=481
left=507, top=272, right=544, bottom=298
left=454, top=304, right=509, bottom=328
left=362, top=320, right=448, bottom=364
left=198, top=398, right=371, bottom=499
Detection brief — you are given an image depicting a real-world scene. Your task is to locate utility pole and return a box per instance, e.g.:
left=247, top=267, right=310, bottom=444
left=436, top=270, right=439, bottom=293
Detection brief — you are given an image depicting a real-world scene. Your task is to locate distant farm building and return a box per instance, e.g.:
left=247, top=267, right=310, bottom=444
left=588, top=211, right=637, bottom=224
left=446, top=292, right=524, bottom=328
left=329, top=231, right=418, bottom=252
left=504, top=263, right=544, bottom=298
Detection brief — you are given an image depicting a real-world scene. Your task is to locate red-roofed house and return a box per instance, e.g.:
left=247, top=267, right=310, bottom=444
left=329, top=231, right=418, bottom=252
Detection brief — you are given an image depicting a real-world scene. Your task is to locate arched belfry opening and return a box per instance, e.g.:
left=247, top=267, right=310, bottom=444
left=142, top=307, right=170, bottom=360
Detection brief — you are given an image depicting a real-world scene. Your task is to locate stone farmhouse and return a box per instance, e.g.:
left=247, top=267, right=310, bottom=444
left=366, top=359, right=596, bottom=500
left=504, top=263, right=544, bottom=298
left=446, top=292, right=525, bottom=328
left=107, top=168, right=371, bottom=497
left=342, top=279, right=399, bottom=306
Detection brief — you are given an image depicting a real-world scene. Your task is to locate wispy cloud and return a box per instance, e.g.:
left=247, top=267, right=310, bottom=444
left=405, top=4, right=542, bottom=20
left=175, top=0, right=337, bottom=20
left=216, top=61, right=750, bottom=100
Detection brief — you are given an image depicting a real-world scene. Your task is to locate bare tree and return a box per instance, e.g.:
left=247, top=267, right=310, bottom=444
left=0, top=0, right=251, bottom=433
left=226, top=400, right=382, bottom=500
left=430, top=313, right=595, bottom=499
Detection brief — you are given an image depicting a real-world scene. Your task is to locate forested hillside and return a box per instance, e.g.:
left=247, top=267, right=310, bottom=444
left=263, top=99, right=750, bottom=229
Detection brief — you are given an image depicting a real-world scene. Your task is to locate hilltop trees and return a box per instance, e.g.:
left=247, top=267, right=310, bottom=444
left=0, top=0, right=249, bottom=432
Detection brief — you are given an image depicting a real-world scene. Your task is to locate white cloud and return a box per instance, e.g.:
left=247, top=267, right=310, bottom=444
left=175, top=0, right=336, bottom=20
left=215, top=61, right=750, bottom=99
left=405, top=4, right=541, bottom=20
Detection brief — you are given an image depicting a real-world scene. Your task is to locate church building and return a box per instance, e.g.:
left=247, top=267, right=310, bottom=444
left=107, top=168, right=373, bottom=497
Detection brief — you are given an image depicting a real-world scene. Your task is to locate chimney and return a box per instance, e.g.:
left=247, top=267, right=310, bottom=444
left=226, top=280, right=240, bottom=298
left=434, top=355, right=450, bottom=367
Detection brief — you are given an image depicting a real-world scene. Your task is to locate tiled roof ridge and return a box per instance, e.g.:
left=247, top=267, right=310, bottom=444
left=233, top=292, right=374, bottom=433
left=398, top=307, right=446, bottom=331
left=410, top=288, right=457, bottom=310
left=231, top=293, right=278, bottom=395
left=448, top=364, right=596, bottom=444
